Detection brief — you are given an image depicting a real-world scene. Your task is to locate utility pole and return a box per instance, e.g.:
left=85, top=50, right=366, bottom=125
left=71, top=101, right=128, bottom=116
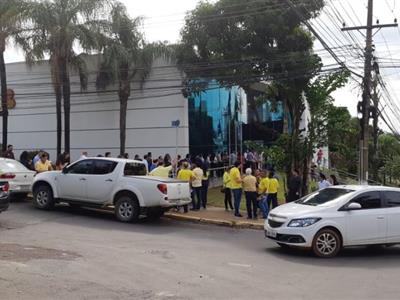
left=342, top=0, right=398, bottom=183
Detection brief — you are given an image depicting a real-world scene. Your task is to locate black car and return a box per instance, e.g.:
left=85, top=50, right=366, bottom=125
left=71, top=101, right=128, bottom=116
left=0, top=181, right=10, bottom=213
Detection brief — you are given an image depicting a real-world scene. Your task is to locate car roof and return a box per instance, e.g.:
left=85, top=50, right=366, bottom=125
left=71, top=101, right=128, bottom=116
left=84, top=157, right=145, bottom=164
left=327, top=185, right=400, bottom=192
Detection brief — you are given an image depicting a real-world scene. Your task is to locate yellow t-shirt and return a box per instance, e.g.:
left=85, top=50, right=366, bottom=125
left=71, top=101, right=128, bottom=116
left=149, top=165, right=172, bottom=178
left=242, top=175, right=257, bottom=192
left=229, top=167, right=242, bottom=189
left=267, top=178, right=280, bottom=194
left=223, top=171, right=231, bottom=188
left=258, top=177, right=270, bottom=194
left=177, top=169, right=194, bottom=182
left=35, top=160, right=53, bottom=173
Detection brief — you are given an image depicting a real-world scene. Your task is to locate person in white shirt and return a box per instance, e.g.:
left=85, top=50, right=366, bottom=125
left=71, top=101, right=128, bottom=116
left=318, top=173, right=332, bottom=190
left=79, top=151, right=88, bottom=160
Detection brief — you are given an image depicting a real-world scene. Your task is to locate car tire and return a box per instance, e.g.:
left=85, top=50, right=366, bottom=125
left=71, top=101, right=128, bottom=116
left=312, top=228, right=341, bottom=258
left=33, top=185, right=55, bottom=210
left=115, top=196, right=140, bottom=223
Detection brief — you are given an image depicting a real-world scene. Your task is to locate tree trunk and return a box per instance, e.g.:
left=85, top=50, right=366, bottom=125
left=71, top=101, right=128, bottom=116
left=61, top=58, right=71, bottom=154
left=52, top=59, right=63, bottom=157
left=0, top=48, right=8, bottom=155
left=119, top=75, right=131, bottom=156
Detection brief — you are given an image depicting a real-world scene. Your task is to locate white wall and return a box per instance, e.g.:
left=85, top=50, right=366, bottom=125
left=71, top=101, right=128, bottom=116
left=2, top=57, right=189, bottom=161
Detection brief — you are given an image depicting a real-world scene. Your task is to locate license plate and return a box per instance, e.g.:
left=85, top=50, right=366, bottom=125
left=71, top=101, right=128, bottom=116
left=267, top=230, right=277, bottom=238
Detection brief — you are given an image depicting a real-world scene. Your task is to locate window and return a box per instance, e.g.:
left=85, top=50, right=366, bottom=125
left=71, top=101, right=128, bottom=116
left=67, top=160, right=93, bottom=175
left=124, top=162, right=147, bottom=176
left=383, top=191, right=400, bottom=207
left=297, top=188, right=355, bottom=206
left=92, top=160, right=117, bottom=175
left=351, top=192, right=382, bottom=209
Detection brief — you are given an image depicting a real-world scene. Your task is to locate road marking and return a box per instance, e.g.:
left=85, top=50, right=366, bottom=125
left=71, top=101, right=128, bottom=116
left=228, top=262, right=252, bottom=268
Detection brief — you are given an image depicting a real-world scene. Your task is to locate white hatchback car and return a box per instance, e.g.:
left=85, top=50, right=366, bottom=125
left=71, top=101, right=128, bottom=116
left=0, top=158, right=35, bottom=198
left=265, top=185, right=400, bottom=258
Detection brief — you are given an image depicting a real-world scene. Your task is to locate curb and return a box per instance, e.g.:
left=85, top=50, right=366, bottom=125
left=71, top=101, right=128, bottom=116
left=164, top=213, right=264, bottom=230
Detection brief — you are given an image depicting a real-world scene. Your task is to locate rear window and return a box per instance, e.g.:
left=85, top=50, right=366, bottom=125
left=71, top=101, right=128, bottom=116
left=0, top=160, right=29, bottom=172
left=297, top=188, right=355, bottom=206
left=124, top=162, right=147, bottom=176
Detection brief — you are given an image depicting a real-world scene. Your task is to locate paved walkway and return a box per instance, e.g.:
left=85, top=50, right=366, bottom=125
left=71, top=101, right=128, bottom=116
left=165, top=206, right=264, bottom=230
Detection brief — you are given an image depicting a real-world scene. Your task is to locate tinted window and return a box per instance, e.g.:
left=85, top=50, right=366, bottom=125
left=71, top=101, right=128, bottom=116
left=92, top=160, right=117, bottom=175
left=67, top=160, right=93, bottom=175
left=351, top=192, right=382, bottom=209
left=383, top=191, right=400, bottom=207
left=297, top=188, right=355, bottom=206
left=124, top=162, right=147, bottom=176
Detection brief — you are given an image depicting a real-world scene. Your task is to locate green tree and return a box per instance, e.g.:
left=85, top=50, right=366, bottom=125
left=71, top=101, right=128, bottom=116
left=177, top=0, right=324, bottom=174
left=0, top=0, right=27, bottom=154
left=18, top=0, right=109, bottom=155
left=302, top=69, right=350, bottom=191
left=96, top=2, right=173, bottom=155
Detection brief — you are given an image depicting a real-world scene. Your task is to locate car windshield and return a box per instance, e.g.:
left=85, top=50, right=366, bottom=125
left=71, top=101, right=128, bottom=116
left=296, top=188, right=355, bottom=206
left=124, top=162, right=147, bottom=176
left=0, top=160, right=29, bottom=173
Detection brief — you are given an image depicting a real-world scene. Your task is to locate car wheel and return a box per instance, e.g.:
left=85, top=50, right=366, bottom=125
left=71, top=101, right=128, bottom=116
left=33, top=185, right=54, bottom=210
left=115, top=196, right=140, bottom=223
left=312, top=229, right=341, bottom=258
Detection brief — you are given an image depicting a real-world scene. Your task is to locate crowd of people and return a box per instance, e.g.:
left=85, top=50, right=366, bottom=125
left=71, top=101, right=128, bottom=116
left=2, top=145, right=341, bottom=218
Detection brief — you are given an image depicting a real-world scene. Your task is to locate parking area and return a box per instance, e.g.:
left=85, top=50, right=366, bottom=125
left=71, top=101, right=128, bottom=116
left=1, top=200, right=400, bottom=300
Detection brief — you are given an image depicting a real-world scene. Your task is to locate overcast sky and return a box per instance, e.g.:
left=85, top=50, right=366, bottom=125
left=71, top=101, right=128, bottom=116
left=4, top=0, right=400, bottom=129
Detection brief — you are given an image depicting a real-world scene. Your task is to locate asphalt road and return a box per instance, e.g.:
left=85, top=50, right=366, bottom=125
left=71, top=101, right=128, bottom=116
left=0, top=201, right=400, bottom=300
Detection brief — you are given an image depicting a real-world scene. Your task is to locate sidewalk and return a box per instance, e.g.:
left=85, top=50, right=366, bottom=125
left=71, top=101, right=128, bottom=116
left=165, top=207, right=264, bottom=230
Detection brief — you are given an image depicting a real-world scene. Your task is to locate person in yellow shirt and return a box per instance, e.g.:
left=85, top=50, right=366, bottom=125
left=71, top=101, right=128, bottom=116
left=258, top=170, right=269, bottom=219
left=267, top=171, right=280, bottom=209
left=223, top=166, right=233, bottom=210
left=149, top=161, right=172, bottom=178
left=229, top=161, right=243, bottom=217
left=35, top=153, right=53, bottom=173
left=191, top=161, right=204, bottom=210
left=177, top=162, right=195, bottom=213
left=242, top=168, right=258, bottom=219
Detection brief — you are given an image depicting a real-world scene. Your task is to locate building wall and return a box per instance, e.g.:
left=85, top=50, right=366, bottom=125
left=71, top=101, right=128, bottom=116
left=2, top=57, right=189, bottom=161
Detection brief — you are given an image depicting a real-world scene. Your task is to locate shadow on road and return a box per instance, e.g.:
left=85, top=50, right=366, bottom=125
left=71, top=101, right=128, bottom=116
left=264, top=244, right=400, bottom=269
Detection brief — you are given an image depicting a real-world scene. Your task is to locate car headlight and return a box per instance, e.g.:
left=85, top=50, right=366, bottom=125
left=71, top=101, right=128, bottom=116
left=288, top=218, right=321, bottom=227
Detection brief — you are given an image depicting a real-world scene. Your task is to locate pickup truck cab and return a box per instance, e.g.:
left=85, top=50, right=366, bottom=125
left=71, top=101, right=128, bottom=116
left=32, top=158, right=191, bottom=222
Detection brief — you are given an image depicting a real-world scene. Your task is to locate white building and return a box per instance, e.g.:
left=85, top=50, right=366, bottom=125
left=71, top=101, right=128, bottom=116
left=2, top=57, right=189, bottom=161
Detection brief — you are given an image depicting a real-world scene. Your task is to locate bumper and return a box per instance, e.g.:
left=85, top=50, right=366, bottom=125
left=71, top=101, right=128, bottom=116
left=9, top=183, right=31, bottom=194
left=0, top=193, right=10, bottom=212
left=264, top=222, right=316, bottom=248
left=160, top=197, right=192, bottom=207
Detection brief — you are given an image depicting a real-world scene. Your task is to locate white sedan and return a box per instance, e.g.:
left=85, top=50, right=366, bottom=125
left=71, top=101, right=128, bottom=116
left=265, top=185, right=400, bottom=258
left=32, top=157, right=191, bottom=222
left=0, top=158, right=35, bottom=198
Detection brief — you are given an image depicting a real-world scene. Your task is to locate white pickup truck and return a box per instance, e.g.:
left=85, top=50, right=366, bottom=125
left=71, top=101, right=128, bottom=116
left=32, top=158, right=191, bottom=222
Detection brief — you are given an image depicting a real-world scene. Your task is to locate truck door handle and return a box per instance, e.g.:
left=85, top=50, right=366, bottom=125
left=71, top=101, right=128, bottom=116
left=79, top=178, right=87, bottom=181
left=377, top=216, right=385, bottom=220
left=105, top=179, right=113, bottom=182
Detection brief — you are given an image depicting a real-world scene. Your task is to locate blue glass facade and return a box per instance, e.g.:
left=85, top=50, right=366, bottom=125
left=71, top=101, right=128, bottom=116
left=188, top=81, right=284, bottom=155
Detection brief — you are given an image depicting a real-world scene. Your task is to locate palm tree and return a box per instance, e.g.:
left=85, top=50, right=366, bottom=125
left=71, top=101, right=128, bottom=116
left=0, top=0, right=26, bottom=154
left=96, top=2, right=173, bottom=155
left=18, top=0, right=108, bottom=155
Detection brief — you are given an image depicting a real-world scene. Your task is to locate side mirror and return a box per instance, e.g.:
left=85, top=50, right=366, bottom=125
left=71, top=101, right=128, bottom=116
left=346, top=202, right=362, bottom=210
left=62, top=167, right=68, bottom=174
